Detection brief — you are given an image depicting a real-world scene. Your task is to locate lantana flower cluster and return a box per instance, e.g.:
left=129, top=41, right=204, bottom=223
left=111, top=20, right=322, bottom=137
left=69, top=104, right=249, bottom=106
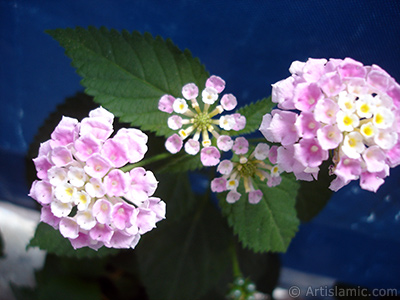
left=260, top=57, right=400, bottom=192
left=211, top=137, right=282, bottom=204
left=158, top=75, right=246, bottom=166
left=29, top=107, right=166, bottom=250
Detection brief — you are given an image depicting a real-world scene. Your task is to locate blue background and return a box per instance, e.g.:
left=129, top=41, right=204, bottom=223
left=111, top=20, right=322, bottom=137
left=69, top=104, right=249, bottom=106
left=1, top=0, right=400, bottom=292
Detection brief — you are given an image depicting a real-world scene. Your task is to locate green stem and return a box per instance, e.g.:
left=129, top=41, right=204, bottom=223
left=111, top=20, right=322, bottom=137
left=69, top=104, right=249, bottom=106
left=120, top=152, right=172, bottom=172
left=246, top=137, right=268, bottom=144
left=230, top=242, right=242, bottom=278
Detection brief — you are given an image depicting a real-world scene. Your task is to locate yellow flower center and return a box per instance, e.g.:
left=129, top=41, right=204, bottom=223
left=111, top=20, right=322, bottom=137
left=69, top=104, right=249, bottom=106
left=348, top=138, right=356, bottom=147
left=375, top=113, right=384, bottom=125
left=343, top=115, right=353, bottom=126
left=360, top=103, right=369, bottom=113
left=65, top=187, right=74, bottom=196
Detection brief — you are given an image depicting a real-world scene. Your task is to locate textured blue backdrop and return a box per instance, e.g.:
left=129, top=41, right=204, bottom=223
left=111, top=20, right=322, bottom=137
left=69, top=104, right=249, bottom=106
left=1, top=0, right=400, bottom=292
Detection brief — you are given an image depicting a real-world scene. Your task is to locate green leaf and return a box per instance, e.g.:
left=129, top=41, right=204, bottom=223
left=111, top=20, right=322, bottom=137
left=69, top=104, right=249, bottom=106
left=220, top=173, right=300, bottom=253
left=47, top=26, right=209, bottom=137
left=296, top=160, right=334, bottom=222
left=156, top=152, right=204, bottom=173
left=136, top=198, right=231, bottom=300
left=28, top=222, right=118, bottom=258
left=155, top=172, right=197, bottom=222
left=235, top=96, right=274, bottom=136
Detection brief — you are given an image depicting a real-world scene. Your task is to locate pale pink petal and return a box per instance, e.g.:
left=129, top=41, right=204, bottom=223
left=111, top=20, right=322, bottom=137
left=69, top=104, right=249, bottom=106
left=92, top=198, right=112, bottom=224
left=158, top=94, right=176, bottom=113
left=271, top=76, right=296, bottom=109
left=76, top=211, right=97, bottom=230
left=232, top=137, right=249, bottom=155
left=277, top=145, right=308, bottom=175
left=206, top=75, right=225, bottom=93
left=367, top=65, right=391, bottom=92
left=202, top=87, right=219, bottom=104
left=211, top=178, right=227, bottom=193
left=184, top=139, right=200, bottom=155
left=259, top=114, right=274, bottom=142
left=362, top=145, right=387, bottom=173
left=182, top=83, right=199, bottom=100
left=334, top=157, right=362, bottom=182
left=294, top=138, right=328, bottom=168
left=232, top=113, right=246, bottom=131
left=74, top=134, right=101, bottom=161
left=80, top=116, right=113, bottom=141
left=217, top=160, right=233, bottom=175
left=319, top=71, right=345, bottom=97
left=254, top=143, right=270, bottom=160
left=33, top=156, right=52, bottom=180
left=220, top=94, right=237, bottom=111
left=40, top=206, right=60, bottom=229
left=260, top=110, right=299, bottom=146
left=101, top=139, right=129, bottom=168
left=50, top=116, right=79, bottom=147
left=293, top=82, right=323, bottom=112
left=295, top=112, right=320, bottom=139
left=59, top=217, right=79, bottom=239
left=316, top=125, right=343, bottom=150
left=38, top=140, right=52, bottom=157
left=126, top=167, right=158, bottom=202
left=50, top=200, right=73, bottom=218
left=314, top=98, right=340, bottom=125
left=267, top=174, right=282, bottom=187
left=88, top=107, right=114, bottom=124
left=111, top=202, right=134, bottom=230
left=69, top=232, right=97, bottom=250
left=200, top=146, right=221, bottom=166
left=385, top=140, right=400, bottom=168
left=268, top=145, right=278, bottom=164
left=329, top=176, right=350, bottom=192
left=288, top=60, right=305, bottom=75
left=338, top=57, right=367, bottom=79
left=84, top=153, right=112, bottom=178
left=217, top=135, right=233, bottom=152
left=29, top=180, right=53, bottom=205
left=167, top=115, right=183, bottom=130
left=106, top=231, right=137, bottom=249
left=147, top=197, right=166, bottom=222
left=165, top=134, right=183, bottom=154
left=47, top=166, right=68, bottom=186
left=387, top=82, right=400, bottom=109
left=85, top=177, right=106, bottom=198
left=136, top=208, right=157, bottom=234
left=51, top=146, right=73, bottom=167
left=89, top=223, right=113, bottom=243
left=66, top=234, right=91, bottom=249
left=359, top=171, right=385, bottom=192
left=248, top=190, right=262, bottom=204
left=226, top=190, right=241, bottom=203
left=301, top=58, right=328, bottom=82
left=104, top=169, right=130, bottom=197
left=113, top=128, right=148, bottom=164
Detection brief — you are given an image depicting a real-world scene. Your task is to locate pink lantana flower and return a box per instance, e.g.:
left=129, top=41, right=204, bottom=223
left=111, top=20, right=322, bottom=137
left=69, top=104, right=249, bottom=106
left=158, top=75, right=246, bottom=166
left=260, top=57, right=400, bottom=192
left=211, top=138, right=282, bottom=204
left=29, top=107, right=166, bottom=250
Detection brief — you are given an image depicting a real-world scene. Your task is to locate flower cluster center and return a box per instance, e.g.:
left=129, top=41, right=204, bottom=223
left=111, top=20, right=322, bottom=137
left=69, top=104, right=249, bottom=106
left=193, top=112, right=212, bottom=131
left=237, top=159, right=257, bottom=178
